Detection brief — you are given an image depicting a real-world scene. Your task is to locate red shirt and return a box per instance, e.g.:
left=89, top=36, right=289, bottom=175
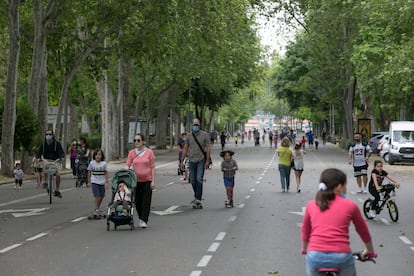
left=302, top=195, right=371, bottom=253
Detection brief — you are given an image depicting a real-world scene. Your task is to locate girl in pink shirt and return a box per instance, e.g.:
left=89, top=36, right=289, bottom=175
left=301, top=168, right=375, bottom=276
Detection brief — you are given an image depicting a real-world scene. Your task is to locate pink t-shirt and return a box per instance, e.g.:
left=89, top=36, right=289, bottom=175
left=302, top=195, right=371, bottom=253
left=126, top=148, right=155, bottom=182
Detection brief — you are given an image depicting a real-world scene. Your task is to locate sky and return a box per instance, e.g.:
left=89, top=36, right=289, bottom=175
left=254, top=5, right=299, bottom=58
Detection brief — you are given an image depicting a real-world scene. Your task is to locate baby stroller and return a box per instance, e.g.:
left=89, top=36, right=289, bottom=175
left=75, top=157, right=89, bottom=187
left=106, top=169, right=136, bottom=231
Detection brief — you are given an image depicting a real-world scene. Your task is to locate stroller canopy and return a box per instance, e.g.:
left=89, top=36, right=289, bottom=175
left=111, top=169, right=137, bottom=191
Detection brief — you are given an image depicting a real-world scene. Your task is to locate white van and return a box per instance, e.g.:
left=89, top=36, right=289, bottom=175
left=388, top=121, right=414, bottom=165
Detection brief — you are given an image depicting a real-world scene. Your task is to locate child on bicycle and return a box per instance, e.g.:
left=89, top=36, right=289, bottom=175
left=110, top=181, right=131, bottom=215
left=368, top=160, right=400, bottom=218
left=301, top=168, right=375, bottom=276
left=220, top=150, right=238, bottom=207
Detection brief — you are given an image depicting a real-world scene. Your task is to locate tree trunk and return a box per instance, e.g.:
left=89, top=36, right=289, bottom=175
left=118, top=55, right=131, bottom=158
left=1, top=0, right=20, bottom=177
left=96, top=78, right=115, bottom=160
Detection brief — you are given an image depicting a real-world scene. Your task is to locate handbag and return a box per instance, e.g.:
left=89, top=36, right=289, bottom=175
left=192, top=132, right=212, bottom=166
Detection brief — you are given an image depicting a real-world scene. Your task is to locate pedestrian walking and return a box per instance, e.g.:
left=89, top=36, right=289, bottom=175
left=31, top=149, right=43, bottom=188
left=13, top=163, right=24, bottom=190
left=87, top=148, right=109, bottom=217
left=180, top=118, right=211, bottom=209
left=125, top=133, right=156, bottom=228
left=277, top=137, right=293, bottom=192
left=220, top=150, right=238, bottom=208
left=314, top=136, right=319, bottom=150
left=68, top=139, right=78, bottom=178
left=292, top=143, right=304, bottom=193
left=348, top=132, right=372, bottom=193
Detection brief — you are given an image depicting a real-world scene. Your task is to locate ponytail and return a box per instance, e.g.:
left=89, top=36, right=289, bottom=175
left=315, top=168, right=346, bottom=211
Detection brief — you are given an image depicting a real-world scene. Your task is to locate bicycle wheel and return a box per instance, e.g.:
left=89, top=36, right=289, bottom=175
left=49, top=174, right=53, bottom=204
left=387, top=200, right=399, bottom=222
left=363, top=199, right=375, bottom=220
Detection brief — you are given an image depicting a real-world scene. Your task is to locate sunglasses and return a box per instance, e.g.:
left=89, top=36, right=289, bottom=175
left=134, top=139, right=142, bottom=142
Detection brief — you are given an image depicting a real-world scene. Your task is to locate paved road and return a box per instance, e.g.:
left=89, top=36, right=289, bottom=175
left=0, top=140, right=413, bottom=276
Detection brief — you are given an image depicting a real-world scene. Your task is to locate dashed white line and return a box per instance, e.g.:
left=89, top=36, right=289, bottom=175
left=26, top=232, right=48, bottom=241
left=399, top=236, right=412, bottom=245
left=250, top=188, right=255, bottom=192
left=238, top=203, right=245, bottom=209
left=229, top=216, right=237, bottom=222
left=255, top=181, right=260, bottom=184
left=245, top=195, right=251, bottom=199
left=189, top=270, right=202, bottom=276
left=0, top=243, right=22, bottom=254
left=215, top=232, right=226, bottom=241
left=197, top=255, right=212, bottom=267
left=410, top=247, right=414, bottom=252
left=207, top=242, right=220, bottom=252
left=72, top=217, right=87, bottom=222
left=380, top=218, right=390, bottom=225
left=166, top=181, right=175, bottom=186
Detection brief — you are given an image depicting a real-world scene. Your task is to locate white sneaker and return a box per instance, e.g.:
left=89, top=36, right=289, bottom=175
left=363, top=189, right=368, bottom=194
left=369, top=210, right=376, bottom=218
left=139, top=219, right=148, bottom=228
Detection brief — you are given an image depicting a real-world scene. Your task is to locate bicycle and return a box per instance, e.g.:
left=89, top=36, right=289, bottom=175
left=42, top=159, right=62, bottom=204
left=302, top=251, right=377, bottom=276
left=363, top=183, right=399, bottom=222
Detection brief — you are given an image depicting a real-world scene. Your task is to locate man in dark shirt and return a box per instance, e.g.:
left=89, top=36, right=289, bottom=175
left=36, top=129, right=65, bottom=198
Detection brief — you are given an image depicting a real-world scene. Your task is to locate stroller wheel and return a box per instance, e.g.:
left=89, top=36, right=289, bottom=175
left=130, top=223, right=135, bottom=230
left=106, top=222, right=110, bottom=231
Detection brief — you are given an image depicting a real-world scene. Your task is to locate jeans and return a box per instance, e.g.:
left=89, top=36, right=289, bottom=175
left=306, top=251, right=355, bottom=276
left=189, top=159, right=205, bottom=200
left=278, top=164, right=291, bottom=190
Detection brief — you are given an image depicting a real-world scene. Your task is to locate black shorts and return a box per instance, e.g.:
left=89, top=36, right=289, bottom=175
left=353, top=164, right=368, bottom=177
left=34, top=167, right=43, bottom=173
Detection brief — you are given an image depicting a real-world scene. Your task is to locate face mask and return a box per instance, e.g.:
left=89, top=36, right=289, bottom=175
left=45, top=135, right=53, bottom=142
left=192, top=125, right=200, bottom=132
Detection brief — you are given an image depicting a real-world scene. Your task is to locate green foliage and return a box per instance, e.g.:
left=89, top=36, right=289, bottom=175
left=0, top=97, right=40, bottom=152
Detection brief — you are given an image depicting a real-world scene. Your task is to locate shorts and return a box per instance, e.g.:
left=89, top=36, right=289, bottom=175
left=353, top=164, right=368, bottom=177
left=34, top=167, right=43, bottom=173
left=92, top=183, right=106, bottom=197
left=15, top=179, right=23, bottom=185
left=223, top=176, right=235, bottom=188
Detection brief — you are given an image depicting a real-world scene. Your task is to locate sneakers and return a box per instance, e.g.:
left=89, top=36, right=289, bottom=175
left=54, top=190, right=62, bottom=198
left=138, top=219, right=148, bottom=228
left=363, top=189, right=368, bottom=194
left=369, top=209, right=376, bottom=218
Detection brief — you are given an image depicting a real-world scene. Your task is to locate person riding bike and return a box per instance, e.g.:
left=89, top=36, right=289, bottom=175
left=301, top=168, right=375, bottom=276
left=368, top=160, right=400, bottom=218
left=36, top=129, right=65, bottom=198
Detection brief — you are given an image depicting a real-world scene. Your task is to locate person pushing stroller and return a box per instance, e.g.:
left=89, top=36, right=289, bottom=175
left=110, top=181, right=131, bottom=216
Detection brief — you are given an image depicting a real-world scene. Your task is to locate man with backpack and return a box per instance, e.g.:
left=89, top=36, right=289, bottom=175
left=348, top=132, right=372, bottom=193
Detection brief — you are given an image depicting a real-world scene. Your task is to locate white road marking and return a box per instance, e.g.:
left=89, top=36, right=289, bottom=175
left=197, top=255, right=212, bottom=267
left=189, top=270, right=202, bottom=276
left=72, top=217, right=87, bottom=222
left=400, top=236, right=412, bottom=245
left=357, top=198, right=364, bottom=203
left=289, top=207, right=306, bottom=216
left=258, top=177, right=263, bottom=180
left=215, top=232, right=226, bottom=241
left=410, top=247, right=414, bottom=252
left=0, top=243, right=22, bottom=254
left=238, top=203, right=245, bottom=209
left=380, top=218, right=390, bottom=225
left=250, top=188, right=255, bottom=192
left=166, top=181, right=175, bottom=186
left=229, top=216, right=237, bottom=222
left=207, top=242, right=220, bottom=252
left=245, top=195, right=250, bottom=199
left=26, top=232, right=48, bottom=241
left=255, top=181, right=260, bottom=184
left=152, top=206, right=182, bottom=216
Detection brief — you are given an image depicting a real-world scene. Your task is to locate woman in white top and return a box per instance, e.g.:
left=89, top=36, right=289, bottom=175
left=293, top=143, right=304, bottom=193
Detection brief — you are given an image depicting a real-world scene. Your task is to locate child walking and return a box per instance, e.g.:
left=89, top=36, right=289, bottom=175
left=13, top=163, right=24, bottom=189
left=87, top=149, right=109, bottom=217
left=31, top=149, right=43, bottom=188
left=220, top=150, right=238, bottom=208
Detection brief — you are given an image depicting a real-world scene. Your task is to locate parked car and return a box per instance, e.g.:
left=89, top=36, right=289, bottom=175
left=369, top=131, right=388, bottom=153
left=378, top=134, right=390, bottom=162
